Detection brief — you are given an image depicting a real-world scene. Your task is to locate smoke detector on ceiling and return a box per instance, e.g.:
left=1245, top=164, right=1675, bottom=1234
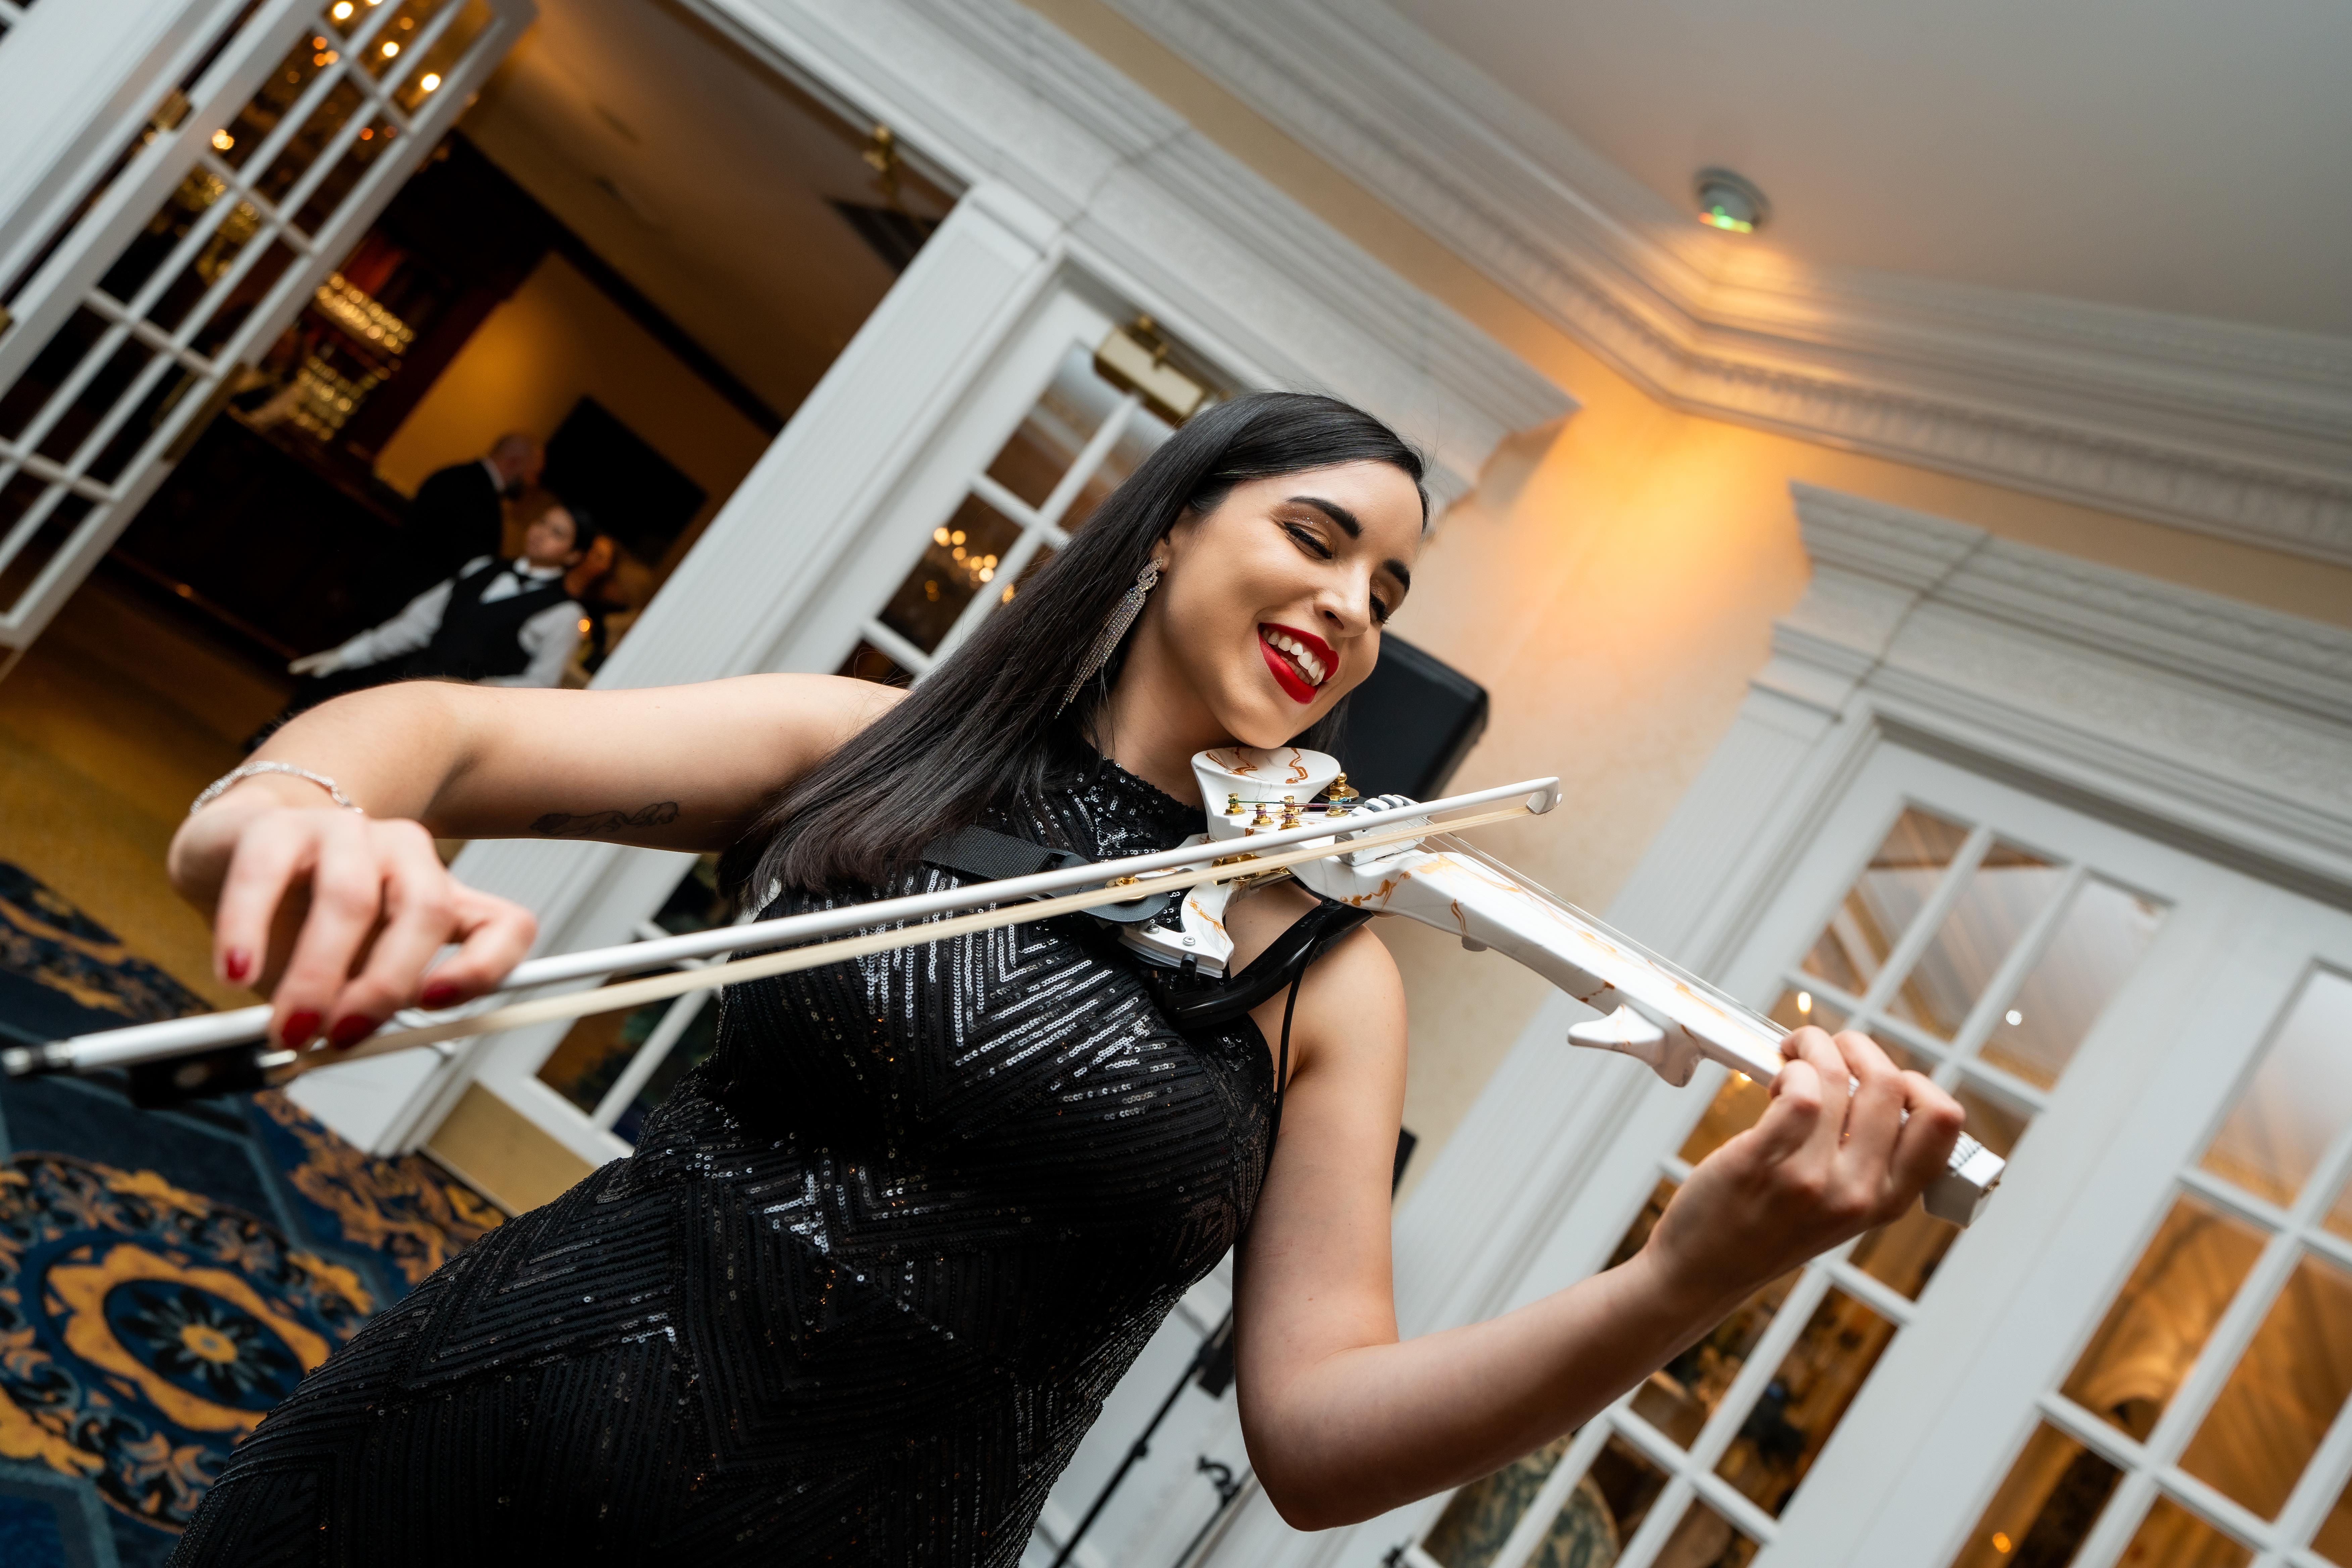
left=1693, top=167, right=1769, bottom=234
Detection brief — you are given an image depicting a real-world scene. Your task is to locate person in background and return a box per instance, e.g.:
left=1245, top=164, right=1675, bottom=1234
left=396, top=432, right=544, bottom=601
left=247, top=501, right=591, bottom=750
left=293, top=500, right=589, bottom=690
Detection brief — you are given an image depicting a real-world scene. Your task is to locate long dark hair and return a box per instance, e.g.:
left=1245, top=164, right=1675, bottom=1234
left=724, top=391, right=1426, bottom=900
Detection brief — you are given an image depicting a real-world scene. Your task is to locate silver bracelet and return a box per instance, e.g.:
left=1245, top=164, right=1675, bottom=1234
left=190, top=762, right=365, bottom=816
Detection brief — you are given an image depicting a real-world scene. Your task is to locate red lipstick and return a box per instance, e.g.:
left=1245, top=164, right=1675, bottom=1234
left=1257, top=623, right=1331, bottom=705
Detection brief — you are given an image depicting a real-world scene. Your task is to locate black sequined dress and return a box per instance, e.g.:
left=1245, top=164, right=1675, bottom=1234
left=175, top=762, right=1273, bottom=1566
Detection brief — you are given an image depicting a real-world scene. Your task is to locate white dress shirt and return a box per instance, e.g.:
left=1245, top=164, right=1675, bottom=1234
left=333, top=556, right=584, bottom=688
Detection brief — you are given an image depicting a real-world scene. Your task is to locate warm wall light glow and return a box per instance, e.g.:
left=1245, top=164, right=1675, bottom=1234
left=1991, top=1532, right=2013, bottom=1554
left=210, top=130, right=234, bottom=150
left=332, top=0, right=353, bottom=14
left=2006, top=1009, right=2023, bottom=1026
left=1797, top=990, right=1813, bottom=1015
left=380, top=39, right=399, bottom=56
left=419, top=71, right=441, bottom=91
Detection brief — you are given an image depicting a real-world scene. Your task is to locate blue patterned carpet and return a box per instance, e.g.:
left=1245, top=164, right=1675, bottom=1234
left=0, top=862, right=501, bottom=1567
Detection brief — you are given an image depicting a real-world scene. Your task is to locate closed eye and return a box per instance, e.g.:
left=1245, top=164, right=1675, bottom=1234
left=1283, top=522, right=1333, bottom=559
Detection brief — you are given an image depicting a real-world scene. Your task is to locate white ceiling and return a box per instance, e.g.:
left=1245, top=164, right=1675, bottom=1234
left=458, top=0, right=952, bottom=418
left=1386, top=0, right=2352, bottom=337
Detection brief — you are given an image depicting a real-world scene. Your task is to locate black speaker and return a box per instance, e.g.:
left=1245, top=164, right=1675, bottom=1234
left=1340, top=633, right=1488, bottom=801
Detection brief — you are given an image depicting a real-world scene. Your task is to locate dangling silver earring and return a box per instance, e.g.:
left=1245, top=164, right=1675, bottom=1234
left=1058, top=558, right=1162, bottom=712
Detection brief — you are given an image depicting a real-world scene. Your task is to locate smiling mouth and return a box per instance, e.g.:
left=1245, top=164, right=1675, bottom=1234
left=1258, top=623, right=1331, bottom=704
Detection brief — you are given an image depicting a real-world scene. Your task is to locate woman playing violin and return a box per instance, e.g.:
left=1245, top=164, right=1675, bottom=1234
left=166, top=393, right=1962, bottom=1565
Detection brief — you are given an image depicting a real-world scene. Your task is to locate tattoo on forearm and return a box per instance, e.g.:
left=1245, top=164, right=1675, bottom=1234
left=531, top=801, right=682, bottom=837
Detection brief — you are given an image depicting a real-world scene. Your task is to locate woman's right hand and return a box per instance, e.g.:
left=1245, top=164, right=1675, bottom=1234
left=168, top=782, right=537, bottom=1049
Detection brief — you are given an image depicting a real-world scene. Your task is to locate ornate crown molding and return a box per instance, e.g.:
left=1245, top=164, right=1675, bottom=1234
left=1098, top=0, right=2352, bottom=565
left=1781, top=482, right=2352, bottom=891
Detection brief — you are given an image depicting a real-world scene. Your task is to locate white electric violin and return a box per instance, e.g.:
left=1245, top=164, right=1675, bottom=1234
left=3, top=746, right=2001, bottom=1225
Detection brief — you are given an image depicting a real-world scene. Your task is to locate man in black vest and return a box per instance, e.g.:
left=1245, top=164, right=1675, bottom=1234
left=391, top=432, right=545, bottom=605
left=256, top=504, right=588, bottom=754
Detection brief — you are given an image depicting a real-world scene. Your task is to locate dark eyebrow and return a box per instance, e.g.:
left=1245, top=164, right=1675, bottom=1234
left=1290, top=494, right=1411, bottom=597
left=1290, top=495, right=1360, bottom=537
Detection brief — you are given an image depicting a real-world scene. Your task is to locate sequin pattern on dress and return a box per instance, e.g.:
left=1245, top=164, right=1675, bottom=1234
left=173, top=760, right=1273, bottom=1567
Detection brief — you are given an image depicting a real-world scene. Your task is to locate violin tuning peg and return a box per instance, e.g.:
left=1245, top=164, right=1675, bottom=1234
left=1224, top=793, right=1245, bottom=816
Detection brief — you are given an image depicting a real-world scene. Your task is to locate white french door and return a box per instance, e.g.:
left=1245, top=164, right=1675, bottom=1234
left=1393, top=743, right=2349, bottom=1568
left=0, top=0, right=530, bottom=660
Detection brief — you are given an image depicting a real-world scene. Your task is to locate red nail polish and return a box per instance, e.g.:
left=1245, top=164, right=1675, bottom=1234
left=281, top=1011, right=322, bottom=1047
left=420, top=980, right=461, bottom=1010
left=223, top=948, right=252, bottom=983
left=329, top=1014, right=378, bottom=1049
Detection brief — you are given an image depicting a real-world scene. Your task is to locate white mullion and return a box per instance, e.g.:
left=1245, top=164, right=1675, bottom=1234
left=2146, top=1463, right=2280, bottom=1557
left=3, top=316, right=138, bottom=456
left=1852, top=824, right=1997, bottom=1019
left=1818, top=1254, right=1919, bottom=1327
left=2036, top=1387, right=2151, bottom=1473
left=2065, top=1468, right=2169, bottom=1568
left=373, top=0, right=479, bottom=127
left=1033, top=392, right=1139, bottom=529
left=81, top=291, right=216, bottom=375
left=1605, top=1474, right=1699, bottom=1568
left=1945, top=1054, right=2055, bottom=1118
left=344, top=0, right=420, bottom=69
left=0, top=2, right=28, bottom=28
left=165, top=194, right=308, bottom=356
left=47, top=349, right=179, bottom=480
left=1668, top=1437, right=1783, bottom=1546
left=1682, top=1266, right=1839, bottom=1477
left=863, top=617, right=933, bottom=676
left=1487, top=1418, right=1617, bottom=1568
left=930, top=513, right=1038, bottom=659
left=229, top=44, right=364, bottom=188
left=2134, top=1222, right=2303, bottom=1471
left=0, top=446, right=112, bottom=500
left=1944, top=861, right=2093, bottom=1067
left=0, top=480, right=73, bottom=577
left=967, top=471, right=1043, bottom=531
left=591, top=988, right=713, bottom=1132
left=2176, top=1165, right=2296, bottom=1233
left=266, top=99, right=379, bottom=229
left=109, top=159, right=256, bottom=323
left=6, top=491, right=121, bottom=618
left=1784, top=971, right=1866, bottom=1025
left=1867, top=1007, right=1957, bottom=1069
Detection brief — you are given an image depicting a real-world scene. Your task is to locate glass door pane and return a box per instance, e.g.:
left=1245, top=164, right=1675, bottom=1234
left=1954, top=968, right=2352, bottom=1568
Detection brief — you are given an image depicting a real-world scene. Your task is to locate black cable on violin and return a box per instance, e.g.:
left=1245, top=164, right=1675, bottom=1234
left=1271, top=965, right=1306, bottom=1149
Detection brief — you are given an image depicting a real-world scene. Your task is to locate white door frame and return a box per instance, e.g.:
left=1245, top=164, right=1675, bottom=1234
left=1197, top=482, right=2352, bottom=1566
left=292, top=0, right=1573, bottom=1157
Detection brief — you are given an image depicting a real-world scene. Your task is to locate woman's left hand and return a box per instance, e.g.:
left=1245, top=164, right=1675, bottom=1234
left=1643, top=1025, right=1966, bottom=1314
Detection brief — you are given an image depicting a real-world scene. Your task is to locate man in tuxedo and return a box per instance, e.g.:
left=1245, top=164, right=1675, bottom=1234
left=394, top=432, right=543, bottom=603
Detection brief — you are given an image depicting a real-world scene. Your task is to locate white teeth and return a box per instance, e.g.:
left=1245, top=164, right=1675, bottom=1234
left=1263, top=628, right=1326, bottom=687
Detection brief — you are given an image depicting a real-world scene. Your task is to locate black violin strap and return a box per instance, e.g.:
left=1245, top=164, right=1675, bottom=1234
left=919, top=825, right=1174, bottom=924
